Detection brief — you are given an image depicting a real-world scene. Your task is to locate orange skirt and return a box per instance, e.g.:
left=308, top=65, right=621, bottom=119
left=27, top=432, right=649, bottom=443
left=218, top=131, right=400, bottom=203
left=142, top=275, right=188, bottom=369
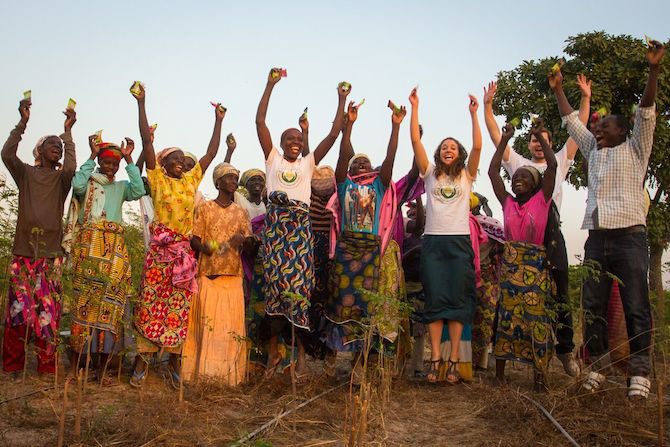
left=182, top=275, right=247, bottom=386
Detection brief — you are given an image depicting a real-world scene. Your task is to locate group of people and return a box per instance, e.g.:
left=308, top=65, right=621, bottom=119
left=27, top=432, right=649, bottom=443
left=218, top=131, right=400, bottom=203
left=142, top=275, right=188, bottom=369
left=1, top=42, right=664, bottom=401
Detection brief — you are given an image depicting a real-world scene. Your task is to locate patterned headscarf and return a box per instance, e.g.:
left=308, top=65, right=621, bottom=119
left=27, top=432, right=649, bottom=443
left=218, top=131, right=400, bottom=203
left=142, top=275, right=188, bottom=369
left=348, top=153, right=370, bottom=171
left=97, top=142, right=122, bottom=160
left=517, top=165, right=541, bottom=189
left=311, top=165, right=335, bottom=197
left=33, top=135, right=62, bottom=162
left=156, top=147, right=182, bottom=165
left=212, top=162, right=240, bottom=186
left=240, top=168, right=266, bottom=188
left=183, top=151, right=198, bottom=163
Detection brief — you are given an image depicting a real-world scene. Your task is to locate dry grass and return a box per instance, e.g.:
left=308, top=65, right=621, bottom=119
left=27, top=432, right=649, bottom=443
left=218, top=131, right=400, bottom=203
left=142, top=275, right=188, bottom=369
left=0, top=355, right=668, bottom=447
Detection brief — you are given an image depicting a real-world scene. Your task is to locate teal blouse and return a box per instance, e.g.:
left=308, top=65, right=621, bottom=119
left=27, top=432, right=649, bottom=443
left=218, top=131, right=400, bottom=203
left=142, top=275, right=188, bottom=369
left=72, top=159, right=146, bottom=224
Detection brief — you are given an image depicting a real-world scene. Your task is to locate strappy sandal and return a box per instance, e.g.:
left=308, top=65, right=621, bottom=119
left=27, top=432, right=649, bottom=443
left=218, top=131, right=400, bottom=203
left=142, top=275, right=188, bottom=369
left=446, top=359, right=461, bottom=385
left=426, top=359, right=441, bottom=384
left=129, top=366, right=147, bottom=388
left=163, top=364, right=181, bottom=390
left=264, top=356, right=281, bottom=380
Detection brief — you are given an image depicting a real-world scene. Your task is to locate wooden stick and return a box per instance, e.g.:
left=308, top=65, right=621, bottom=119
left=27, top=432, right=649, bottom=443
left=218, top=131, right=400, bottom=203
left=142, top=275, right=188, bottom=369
left=659, top=379, right=664, bottom=447
left=75, top=371, right=82, bottom=438
left=83, top=331, right=92, bottom=391
left=57, top=379, right=69, bottom=447
left=21, top=323, right=30, bottom=383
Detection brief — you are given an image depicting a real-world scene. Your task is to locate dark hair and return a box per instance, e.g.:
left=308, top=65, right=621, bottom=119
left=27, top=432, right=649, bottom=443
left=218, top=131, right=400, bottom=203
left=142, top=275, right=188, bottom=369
left=433, top=137, right=467, bottom=179
left=280, top=128, right=302, bottom=144
left=610, top=114, right=630, bottom=135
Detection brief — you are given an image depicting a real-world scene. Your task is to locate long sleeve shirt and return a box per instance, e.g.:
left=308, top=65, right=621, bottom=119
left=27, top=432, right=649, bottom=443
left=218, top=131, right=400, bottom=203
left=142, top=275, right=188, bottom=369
left=72, top=159, right=146, bottom=224
left=1, top=121, right=76, bottom=258
left=561, top=104, right=656, bottom=230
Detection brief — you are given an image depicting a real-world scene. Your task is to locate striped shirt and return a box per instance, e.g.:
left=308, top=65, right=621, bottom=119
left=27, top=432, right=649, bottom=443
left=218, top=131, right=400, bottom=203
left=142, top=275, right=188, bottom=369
left=309, top=193, right=332, bottom=233
left=561, top=104, right=656, bottom=230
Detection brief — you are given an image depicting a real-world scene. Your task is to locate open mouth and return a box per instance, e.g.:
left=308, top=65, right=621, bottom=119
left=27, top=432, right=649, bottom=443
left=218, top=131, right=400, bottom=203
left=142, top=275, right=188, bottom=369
left=595, top=134, right=605, bottom=146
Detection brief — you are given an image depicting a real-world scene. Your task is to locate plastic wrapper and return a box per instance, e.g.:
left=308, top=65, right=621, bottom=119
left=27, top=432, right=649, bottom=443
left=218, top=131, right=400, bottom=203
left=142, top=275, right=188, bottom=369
left=23, top=90, right=31, bottom=100
left=67, top=98, right=76, bottom=110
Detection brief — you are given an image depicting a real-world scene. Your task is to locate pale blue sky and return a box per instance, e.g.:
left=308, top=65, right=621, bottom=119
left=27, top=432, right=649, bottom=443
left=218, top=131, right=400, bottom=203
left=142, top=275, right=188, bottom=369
left=1, top=0, right=668, bottom=266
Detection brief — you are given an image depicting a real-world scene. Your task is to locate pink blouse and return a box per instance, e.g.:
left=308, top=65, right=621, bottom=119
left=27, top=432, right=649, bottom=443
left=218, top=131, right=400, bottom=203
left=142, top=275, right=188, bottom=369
left=502, top=191, right=552, bottom=246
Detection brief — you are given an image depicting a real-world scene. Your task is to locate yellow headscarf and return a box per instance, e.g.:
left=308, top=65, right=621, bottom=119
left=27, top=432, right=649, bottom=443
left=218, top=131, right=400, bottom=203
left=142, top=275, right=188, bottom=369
left=212, top=162, right=239, bottom=186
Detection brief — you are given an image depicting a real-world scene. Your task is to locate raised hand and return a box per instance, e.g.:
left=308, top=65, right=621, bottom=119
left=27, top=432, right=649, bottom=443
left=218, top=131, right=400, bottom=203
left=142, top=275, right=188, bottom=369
left=88, top=135, right=100, bottom=158
left=483, top=81, right=497, bottom=106
left=576, top=74, right=592, bottom=98
left=468, top=94, right=479, bottom=114
left=390, top=103, right=407, bottom=124
left=501, top=123, right=515, bottom=140
left=646, top=42, right=665, bottom=67
left=212, top=103, right=226, bottom=121
left=409, top=87, right=419, bottom=108
left=338, top=82, right=351, bottom=100
left=548, top=67, right=564, bottom=91
left=131, top=82, right=145, bottom=102
left=267, top=68, right=283, bottom=86
left=120, top=137, right=135, bottom=160
left=18, top=99, right=31, bottom=124
left=347, top=101, right=359, bottom=124
left=529, top=117, right=544, bottom=136
left=299, top=113, right=309, bottom=132
left=63, top=108, right=77, bottom=132
left=226, top=133, right=236, bottom=152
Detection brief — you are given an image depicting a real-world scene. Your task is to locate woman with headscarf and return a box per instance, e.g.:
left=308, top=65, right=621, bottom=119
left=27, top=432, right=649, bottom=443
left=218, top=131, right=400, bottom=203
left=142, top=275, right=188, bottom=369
left=2, top=98, right=77, bottom=376
left=236, top=169, right=267, bottom=219
left=64, top=136, right=145, bottom=383
left=408, top=87, right=482, bottom=385
left=183, top=163, right=253, bottom=385
left=488, top=120, right=557, bottom=391
left=324, top=100, right=405, bottom=379
left=255, top=68, right=348, bottom=376
left=130, top=83, right=224, bottom=388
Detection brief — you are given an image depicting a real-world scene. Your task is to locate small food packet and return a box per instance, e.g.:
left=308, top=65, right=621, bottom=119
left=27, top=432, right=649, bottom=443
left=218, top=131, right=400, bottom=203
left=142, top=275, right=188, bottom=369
left=208, top=240, right=220, bottom=251
left=645, top=35, right=662, bottom=49
left=271, top=68, right=287, bottom=79
left=551, top=59, right=565, bottom=74
left=94, top=130, right=103, bottom=143
left=530, top=114, right=541, bottom=125
left=67, top=98, right=77, bottom=110
left=339, top=81, right=351, bottom=92
left=227, top=133, right=236, bottom=145
left=150, top=123, right=158, bottom=132
left=23, top=90, right=31, bottom=100
left=357, top=98, right=366, bottom=108
left=597, top=107, right=607, bottom=117
left=388, top=100, right=401, bottom=114
left=301, top=107, right=308, bottom=120
left=509, top=117, right=521, bottom=128
left=210, top=101, right=227, bottom=113
left=130, top=81, right=143, bottom=97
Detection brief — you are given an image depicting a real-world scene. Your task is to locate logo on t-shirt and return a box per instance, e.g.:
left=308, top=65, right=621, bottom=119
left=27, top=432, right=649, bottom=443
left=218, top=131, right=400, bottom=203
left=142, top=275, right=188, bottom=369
left=432, top=181, right=461, bottom=203
left=277, top=169, right=299, bottom=187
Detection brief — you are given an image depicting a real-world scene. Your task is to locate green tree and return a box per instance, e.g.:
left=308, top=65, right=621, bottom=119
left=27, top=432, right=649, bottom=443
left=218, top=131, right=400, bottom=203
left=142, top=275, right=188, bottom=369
left=493, top=31, right=670, bottom=320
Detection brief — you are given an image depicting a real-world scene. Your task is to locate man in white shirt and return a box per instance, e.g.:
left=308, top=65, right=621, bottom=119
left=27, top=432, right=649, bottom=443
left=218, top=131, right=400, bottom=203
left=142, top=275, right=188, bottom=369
left=482, top=76, right=592, bottom=377
left=550, top=43, right=664, bottom=399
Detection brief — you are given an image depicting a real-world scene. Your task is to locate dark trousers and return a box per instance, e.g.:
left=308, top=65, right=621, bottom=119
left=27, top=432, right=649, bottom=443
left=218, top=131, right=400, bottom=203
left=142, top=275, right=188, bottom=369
left=551, top=267, right=574, bottom=354
left=2, top=324, right=56, bottom=374
left=582, top=230, right=651, bottom=376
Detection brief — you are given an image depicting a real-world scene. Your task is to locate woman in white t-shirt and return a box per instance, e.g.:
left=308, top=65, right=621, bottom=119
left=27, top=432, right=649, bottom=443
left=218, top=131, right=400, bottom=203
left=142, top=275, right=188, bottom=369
left=255, top=68, right=349, bottom=376
left=408, top=87, right=482, bottom=384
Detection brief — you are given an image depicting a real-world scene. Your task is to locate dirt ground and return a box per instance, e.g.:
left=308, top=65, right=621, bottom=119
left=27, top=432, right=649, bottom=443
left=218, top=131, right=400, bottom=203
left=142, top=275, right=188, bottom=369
left=1, top=353, right=668, bottom=447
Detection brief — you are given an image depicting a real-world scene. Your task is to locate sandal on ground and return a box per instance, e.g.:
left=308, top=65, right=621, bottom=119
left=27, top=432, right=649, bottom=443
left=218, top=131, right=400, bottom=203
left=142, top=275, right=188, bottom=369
left=533, top=371, right=548, bottom=393
left=628, top=376, right=650, bottom=400
left=264, top=356, right=282, bottom=380
left=426, top=359, right=441, bottom=384
left=129, top=367, right=147, bottom=388
left=582, top=371, right=606, bottom=393
left=99, top=372, right=115, bottom=387
left=163, top=364, right=181, bottom=390
left=446, top=359, right=461, bottom=385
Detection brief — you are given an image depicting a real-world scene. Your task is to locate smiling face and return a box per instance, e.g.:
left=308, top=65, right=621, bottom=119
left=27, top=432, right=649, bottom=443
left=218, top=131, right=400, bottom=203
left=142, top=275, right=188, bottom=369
left=527, top=131, right=552, bottom=161
left=217, top=172, right=239, bottom=194
left=439, top=138, right=460, bottom=166
left=99, top=156, right=120, bottom=178
left=595, top=116, right=627, bottom=149
left=511, top=168, right=536, bottom=196
left=280, top=128, right=304, bottom=161
left=246, top=175, right=265, bottom=198
left=40, top=136, right=63, bottom=164
left=349, top=156, right=372, bottom=176
left=183, top=157, right=196, bottom=173
left=162, top=150, right=185, bottom=178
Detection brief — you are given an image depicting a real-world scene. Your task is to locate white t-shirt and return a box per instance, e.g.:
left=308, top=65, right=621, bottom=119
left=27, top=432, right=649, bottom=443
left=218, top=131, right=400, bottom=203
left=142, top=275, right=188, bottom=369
left=234, top=191, right=266, bottom=219
left=421, top=164, right=474, bottom=235
left=502, top=144, right=572, bottom=211
left=265, top=146, right=316, bottom=205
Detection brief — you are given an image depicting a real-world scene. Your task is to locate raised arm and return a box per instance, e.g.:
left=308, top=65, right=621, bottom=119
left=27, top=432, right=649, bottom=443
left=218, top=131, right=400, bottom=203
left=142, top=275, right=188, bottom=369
left=531, top=119, right=557, bottom=202
left=72, top=135, right=100, bottom=196
left=313, top=83, right=350, bottom=165
left=548, top=68, right=574, bottom=118
left=380, top=102, right=405, bottom=187
left=408, top=88, right=429, bottom=175
left=551, top=68, right=596, bottom=158
left=467, top=95, right=482, bottom=178
left=565, top=74, right=593, bottom=160
left=1, top=100, right=30, bottom=179
left=299, top=111, right=310, bottom=156
left=482, top=81, right=512, bottom=162
left=224, top=133, right=236, bottom=163
left=640, top=42, right=664, bottom=108
left=255, top=68, right=282, bottom=159
left=488, top=123, right=514, bottom=206
left=133, top=83, right=155, bottom=170
left=61, top=108, right=77, bottom=178
left=335, top=101, right=357, bottom=184
left=198, top=105, right=225, bottom=173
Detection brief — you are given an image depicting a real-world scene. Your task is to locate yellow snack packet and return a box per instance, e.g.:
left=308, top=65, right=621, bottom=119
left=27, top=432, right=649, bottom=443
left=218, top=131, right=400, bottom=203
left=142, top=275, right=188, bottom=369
left=551, top=59, right=565, bottom=74
left=209, top=240, right=220, bottom=251
left=226, top=133, right=236, bottom=145
left=23, top=90, right=31, bottom=100
left=509, top=117, right=521, bottom=128
left=339, top=81, right=351, bottom=92
left=597, top=107, right=608, bottom=117
left=645, top=35, right=662, bottom=49
left=301, top=107, right=308, bottom=120
left=94, top=130, right=103, bottom=143
left=67, top=98, right=76, bottom=110
left=130, top=81, right=143, bottom=97
left=357, top=98, right=366, bottom=108
left=150, top=123, right=158, bottom=131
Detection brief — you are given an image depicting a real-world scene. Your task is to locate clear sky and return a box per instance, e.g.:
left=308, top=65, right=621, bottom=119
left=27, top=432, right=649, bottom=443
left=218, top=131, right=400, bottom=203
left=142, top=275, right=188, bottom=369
left=1, top=0, right=668, bottom=267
